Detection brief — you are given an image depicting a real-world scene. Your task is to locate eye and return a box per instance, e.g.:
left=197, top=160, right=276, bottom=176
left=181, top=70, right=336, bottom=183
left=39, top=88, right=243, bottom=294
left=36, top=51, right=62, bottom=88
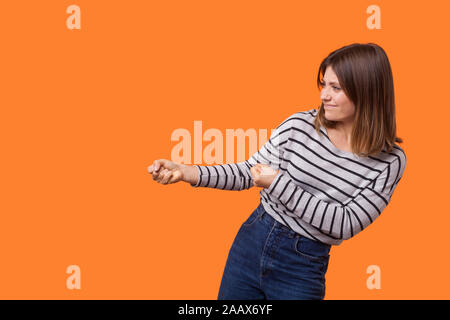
left=320, top=82, right=341, bottom=90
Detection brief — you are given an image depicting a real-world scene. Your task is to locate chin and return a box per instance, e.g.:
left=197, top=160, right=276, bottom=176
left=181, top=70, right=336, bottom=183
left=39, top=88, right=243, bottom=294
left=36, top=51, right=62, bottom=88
left=323, top=111, right=339, bottom=121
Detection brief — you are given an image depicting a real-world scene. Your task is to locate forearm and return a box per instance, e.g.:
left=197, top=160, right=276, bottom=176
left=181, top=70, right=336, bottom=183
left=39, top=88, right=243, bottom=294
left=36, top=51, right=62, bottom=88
left=267, top=172, right=390, bottom=240
left=183, top=112, right=290, bottom=190
left=187, top=162, right=254, bottom=190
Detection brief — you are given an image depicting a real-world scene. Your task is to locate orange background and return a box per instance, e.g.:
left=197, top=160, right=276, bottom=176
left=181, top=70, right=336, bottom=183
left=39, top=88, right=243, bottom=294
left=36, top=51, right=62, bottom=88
left=0, top=0, right=448, bottom=299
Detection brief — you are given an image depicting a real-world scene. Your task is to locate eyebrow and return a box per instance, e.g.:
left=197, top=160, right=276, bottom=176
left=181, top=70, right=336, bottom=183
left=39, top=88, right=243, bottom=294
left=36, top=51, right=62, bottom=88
left=321, top=79, right=340, bottom=86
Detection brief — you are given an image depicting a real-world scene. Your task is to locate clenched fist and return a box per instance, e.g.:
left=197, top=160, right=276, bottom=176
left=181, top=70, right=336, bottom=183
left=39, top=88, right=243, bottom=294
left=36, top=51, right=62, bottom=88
left=148, top=159, right=184, bottom=185
left=250, top=163, right=279, bottom=189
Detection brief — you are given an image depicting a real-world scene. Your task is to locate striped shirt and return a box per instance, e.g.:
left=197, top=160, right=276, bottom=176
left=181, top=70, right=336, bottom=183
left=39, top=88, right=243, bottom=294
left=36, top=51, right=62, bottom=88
left=190, top=108, right=407, bottom=245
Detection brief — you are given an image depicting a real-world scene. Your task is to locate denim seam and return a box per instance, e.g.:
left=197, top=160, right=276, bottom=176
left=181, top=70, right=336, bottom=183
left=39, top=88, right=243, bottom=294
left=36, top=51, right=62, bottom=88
left=243, top=208, right=263, bottom=227
left=266, top=229, right=284, bottom=280
left=259, top=220, right=277, bottom=289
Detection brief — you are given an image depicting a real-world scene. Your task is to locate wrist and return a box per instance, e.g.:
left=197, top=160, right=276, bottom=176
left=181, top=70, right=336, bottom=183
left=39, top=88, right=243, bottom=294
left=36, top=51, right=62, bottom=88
left=181, top=164, right=198, bottom=185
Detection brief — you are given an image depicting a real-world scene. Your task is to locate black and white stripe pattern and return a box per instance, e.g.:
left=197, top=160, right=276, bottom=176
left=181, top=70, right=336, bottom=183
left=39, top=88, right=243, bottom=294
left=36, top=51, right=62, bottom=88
left=190, top=108, right=407, bottom=245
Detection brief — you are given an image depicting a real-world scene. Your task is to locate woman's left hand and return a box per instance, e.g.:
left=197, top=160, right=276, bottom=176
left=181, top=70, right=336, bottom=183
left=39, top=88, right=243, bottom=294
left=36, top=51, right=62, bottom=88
left=250, top=163, right=279, bottom=189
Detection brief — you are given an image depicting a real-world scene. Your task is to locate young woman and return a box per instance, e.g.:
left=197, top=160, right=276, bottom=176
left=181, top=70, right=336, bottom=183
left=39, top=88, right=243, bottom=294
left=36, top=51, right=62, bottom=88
left=148, top=43, right=407, bottom=300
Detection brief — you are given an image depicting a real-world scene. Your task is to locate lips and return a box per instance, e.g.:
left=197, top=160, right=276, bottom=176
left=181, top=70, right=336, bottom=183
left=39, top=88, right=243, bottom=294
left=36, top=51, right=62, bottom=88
left=324, top=104, right=337, bottom=107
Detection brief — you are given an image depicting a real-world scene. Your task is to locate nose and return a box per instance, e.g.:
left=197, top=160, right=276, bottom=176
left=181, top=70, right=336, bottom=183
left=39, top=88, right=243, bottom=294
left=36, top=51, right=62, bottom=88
left=320, top=87, right=332, bottom=101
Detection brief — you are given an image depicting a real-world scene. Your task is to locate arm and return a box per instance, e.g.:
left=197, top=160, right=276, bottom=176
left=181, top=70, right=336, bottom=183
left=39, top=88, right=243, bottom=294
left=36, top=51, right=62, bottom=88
left=266, top=154, right=407, bottom=240
left=189, top=113, right=297, bottom=191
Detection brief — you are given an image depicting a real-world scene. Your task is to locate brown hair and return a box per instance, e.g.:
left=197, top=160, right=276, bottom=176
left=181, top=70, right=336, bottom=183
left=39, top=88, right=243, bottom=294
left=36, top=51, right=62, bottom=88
left=314, top=42, right=403, bottom=157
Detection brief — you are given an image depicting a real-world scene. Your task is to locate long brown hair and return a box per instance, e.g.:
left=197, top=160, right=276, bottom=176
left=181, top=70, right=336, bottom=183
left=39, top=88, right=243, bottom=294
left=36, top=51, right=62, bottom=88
left=314, top=43, right=403, bottom=157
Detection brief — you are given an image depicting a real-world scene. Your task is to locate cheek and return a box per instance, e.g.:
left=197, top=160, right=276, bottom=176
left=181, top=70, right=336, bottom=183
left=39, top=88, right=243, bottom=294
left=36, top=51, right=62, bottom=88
left=336, top=94, right=354, bottom=109
left=335, top=92, right=349, bottom=104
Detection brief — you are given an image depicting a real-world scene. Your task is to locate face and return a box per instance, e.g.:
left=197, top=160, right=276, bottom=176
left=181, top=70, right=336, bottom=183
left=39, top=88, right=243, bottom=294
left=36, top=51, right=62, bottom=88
left=320, top=66, right=356, bottom=127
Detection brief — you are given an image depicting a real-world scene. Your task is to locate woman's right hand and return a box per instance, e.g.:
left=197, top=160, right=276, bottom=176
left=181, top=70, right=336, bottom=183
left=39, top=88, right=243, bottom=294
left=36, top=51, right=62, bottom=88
left=148, top=159, right=184, bottom=185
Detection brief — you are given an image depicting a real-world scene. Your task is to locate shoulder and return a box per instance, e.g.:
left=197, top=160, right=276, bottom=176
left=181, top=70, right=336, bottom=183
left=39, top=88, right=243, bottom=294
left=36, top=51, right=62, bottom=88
left=276, top=107, right=318, bottom=130
left=392, top=144, right=407, bottom=172
left=379, top=144, right=407, bottom=180
left=385, top=144, right=406, bottom=166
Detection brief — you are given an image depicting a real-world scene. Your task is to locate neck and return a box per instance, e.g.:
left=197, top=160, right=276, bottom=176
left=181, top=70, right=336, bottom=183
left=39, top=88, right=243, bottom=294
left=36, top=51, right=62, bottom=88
left=334, top=122, right=353, bottom=142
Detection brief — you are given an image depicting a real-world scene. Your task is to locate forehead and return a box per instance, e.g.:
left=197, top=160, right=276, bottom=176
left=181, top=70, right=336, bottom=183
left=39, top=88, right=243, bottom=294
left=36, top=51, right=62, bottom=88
left=323, top=66, right=339, bottom=82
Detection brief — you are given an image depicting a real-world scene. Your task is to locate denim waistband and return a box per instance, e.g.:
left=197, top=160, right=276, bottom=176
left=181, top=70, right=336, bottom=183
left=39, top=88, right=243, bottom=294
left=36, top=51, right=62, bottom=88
left=255, top=202, right=331, bottom=250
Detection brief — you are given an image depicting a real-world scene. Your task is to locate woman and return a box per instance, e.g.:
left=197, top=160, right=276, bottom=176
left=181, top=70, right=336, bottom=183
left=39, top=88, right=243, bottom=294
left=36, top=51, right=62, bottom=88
left=148, top=43, right=407, bottom=300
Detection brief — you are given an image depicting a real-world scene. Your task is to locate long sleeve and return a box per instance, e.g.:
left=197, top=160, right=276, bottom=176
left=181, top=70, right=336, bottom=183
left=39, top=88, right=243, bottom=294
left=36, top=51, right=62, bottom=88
left=189, top=113, right=298, bottom=190
left=266, top=154, right=407, bottom=240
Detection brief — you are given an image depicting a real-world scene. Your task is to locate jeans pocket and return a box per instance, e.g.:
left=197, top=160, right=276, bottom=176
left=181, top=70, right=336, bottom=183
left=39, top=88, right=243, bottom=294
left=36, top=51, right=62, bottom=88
left=293, top=236, right=330, bottom=264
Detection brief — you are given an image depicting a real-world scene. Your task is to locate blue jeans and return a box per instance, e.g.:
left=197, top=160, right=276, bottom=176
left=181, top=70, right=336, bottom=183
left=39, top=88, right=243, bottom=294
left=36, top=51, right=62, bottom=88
left=218, top=202, right=331, bottom=300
